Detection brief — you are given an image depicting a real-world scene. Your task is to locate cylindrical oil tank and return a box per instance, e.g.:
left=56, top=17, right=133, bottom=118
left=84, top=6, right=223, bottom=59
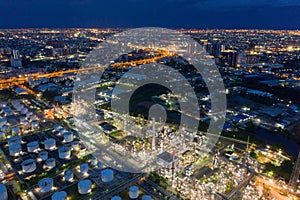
left=27, top=141, right=39, bottom=152
left=51, top=191, right=67, bottom=200
left=79, top=163, right=89, bottom=174
left=44, top=139, right=56, bottom=150
left=9, top=144, right=21, bottom=156
left=38, top=151, right=48, bottom=161
left=8, top=136, right=21, bottom=146
left=78, top=179, right=92, bottom=194
left=58, top=128, right=67, bottom=136
left=101, top=169, right=114, bottom=182
left=0, top=101, right=7, bottom=107
left=45, top=158, right=56, bottom=169
left=20, top=108, right=28, bottom=115
left=58, top=146, right=71, bottom=159
left=129, top=186, right=139, bottom=199
left=31, top=121, right=39, bottom=129
left=21, top=159, right=36, bottom=173
left=142, top=195, right=152, bottom=200
left=15, top=103, right=24, bottom=112
left=38, top=178, right=53, bottom=193
left=0, top=125, right=8, bottom=133
left=0, top=117, right=6, bottom=127
left=54, top=124, right=62, bottom=132
left=64, top=170, right=74, bottom=182
left=63, top=132, right=73, bottom=143
left=111, top=196, right=122, bottom=200
left=11, top=127, right=20, bottom=135
left=71, top=141, right=80, bottom=151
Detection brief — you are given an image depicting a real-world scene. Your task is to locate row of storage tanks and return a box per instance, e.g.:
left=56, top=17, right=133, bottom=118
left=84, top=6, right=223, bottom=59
left=8, top=130, right=76, bottom=155
left=3, top=125, right=153, bottom=199
left=6, top=134, right=78, bottom=173
left=0, top=100, right=38, bottom=128
left=47, top=185, right=152, bottom=200
left=0, top=100, right=29, bottom=116
left=36, top=162, right=116, bottom=199
left=44, top=184, right=152, bottom=200
left=0, top=116, right=38, bottom=138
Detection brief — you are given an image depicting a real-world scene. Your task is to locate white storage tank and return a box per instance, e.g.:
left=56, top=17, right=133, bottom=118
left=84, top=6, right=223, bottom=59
left=45, top=158, right=56, bottom=169
left=111, top=196, right=122, bottom=200
left=11, top=100, right=20, bottom=108
left=8, top=136, right=21, bottom=146
left=54, top=124, right=62, bottom=132
left=21, top=159, right=36, bottom=173
left=101, top=169, right=114, bottom=182
left=15, top=103, right=24, bottom=112
left=27, top=141, right=39, bottom=152
left=21, top=120, right=29, bottom=126
left=44, top=139, right=56, bottom=150
left=19, top=116, right=26, bottom=122
left=38, top=151, right=48, bottom=161
left=142, top=195, right=152, bottom=200
left=51, top=191, right=67, bottom=200
left=29, top=114, right=37, bottom=122
left=58, top=128, right=67, bottom=136
left=26, top=112, right=33, bottom=118
left=38, top=178, right=53, bottom=193
left=20, top=107, right=28, bottom=115
left=64, top=170, right=74, bottom=182
left=0, top=184, right=8, bottom=200
left=79, top=163, right=89, bottom=175
left=0, top=101, right=7, bottom=108
left=59, top=146, right=71, bottom=159
left=0, top=125, right=8, bottom=133
left=71, top=141, right=80, bottom=151
left=63, top=132, right=73, bottom=143
left=78, top=179, right=92, bottom=194
left=9, top=144, right=22, bottom=156
left=11, top=126, right=20, bottom=135
left=31, top=121, right=39, bottom=129
left=0, top=117, right=7, bottom=127
left=129, top=186, right=139, bottom=199
left=2, top=107, right=12, bottom=116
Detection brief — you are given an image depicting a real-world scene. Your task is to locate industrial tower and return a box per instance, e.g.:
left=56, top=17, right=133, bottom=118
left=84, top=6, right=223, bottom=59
left=289, top=152, right=300, bottom=190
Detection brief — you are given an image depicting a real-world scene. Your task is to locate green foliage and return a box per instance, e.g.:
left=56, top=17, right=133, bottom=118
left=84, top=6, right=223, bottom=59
left=250, top=150, right=257, bottom=159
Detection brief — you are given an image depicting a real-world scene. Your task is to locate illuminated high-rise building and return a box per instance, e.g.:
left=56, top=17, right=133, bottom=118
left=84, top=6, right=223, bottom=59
left=10, top=50, right=22, bottom=67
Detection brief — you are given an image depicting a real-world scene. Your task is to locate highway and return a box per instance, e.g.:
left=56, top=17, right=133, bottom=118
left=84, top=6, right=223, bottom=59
left=0, top=50, right=172, bottom=89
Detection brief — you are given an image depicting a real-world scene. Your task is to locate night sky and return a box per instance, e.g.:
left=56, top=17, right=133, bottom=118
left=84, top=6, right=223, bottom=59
left=0, top=0, right=300, bottom=29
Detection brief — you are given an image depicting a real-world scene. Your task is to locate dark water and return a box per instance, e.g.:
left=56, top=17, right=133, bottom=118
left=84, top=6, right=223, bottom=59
left=255, top=129, right=300, bottom=157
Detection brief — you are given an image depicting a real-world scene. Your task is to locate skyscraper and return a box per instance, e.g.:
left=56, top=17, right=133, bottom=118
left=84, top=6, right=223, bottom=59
left=10, top=50, right=22, bottom=67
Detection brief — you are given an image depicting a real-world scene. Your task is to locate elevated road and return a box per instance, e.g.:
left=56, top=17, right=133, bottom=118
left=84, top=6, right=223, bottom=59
left=0, top=51, right=172, bottom=89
